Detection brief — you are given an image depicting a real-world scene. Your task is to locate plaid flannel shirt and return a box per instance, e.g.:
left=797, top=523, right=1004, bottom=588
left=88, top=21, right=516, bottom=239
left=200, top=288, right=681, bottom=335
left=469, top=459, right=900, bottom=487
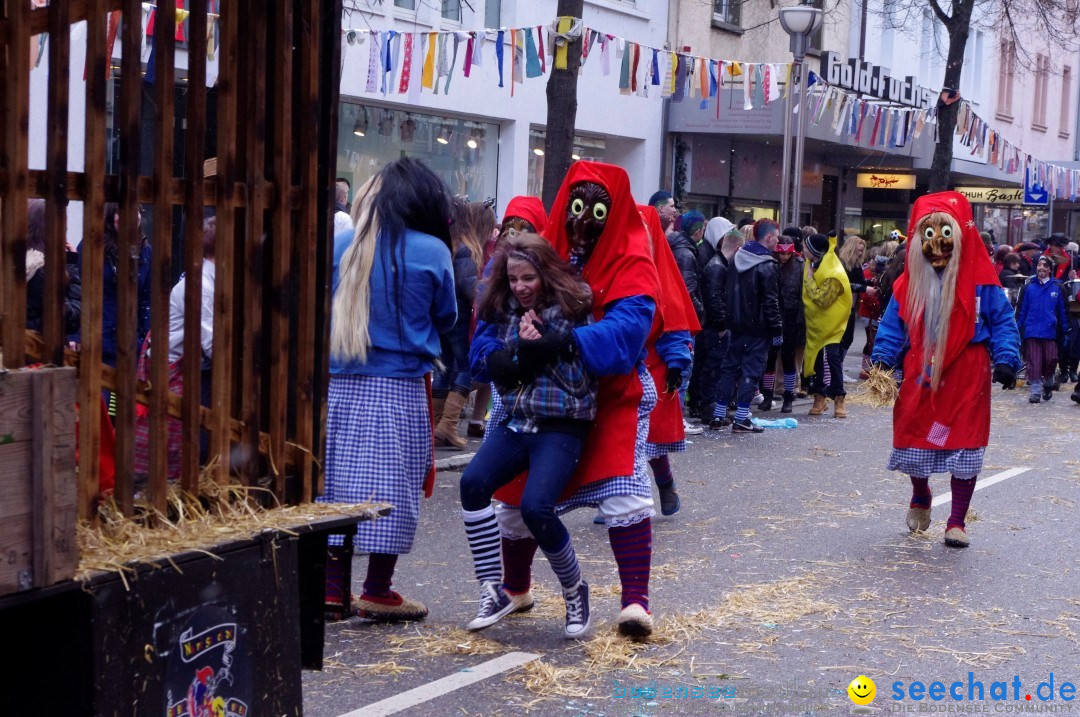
left=499, top=303, right=597, bottom=433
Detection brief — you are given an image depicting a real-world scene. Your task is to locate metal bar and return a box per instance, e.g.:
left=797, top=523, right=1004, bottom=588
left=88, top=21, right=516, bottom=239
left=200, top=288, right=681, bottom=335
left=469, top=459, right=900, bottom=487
left=79, top=0, right=109, bottom=521
left=115, top=0, right=145, bottom=516
left=181, top=0, right=208, bottom=493
left=210, top=0, right=239, bottom=486
left=793, top=61, right=810, bottom=229
left=42, top=1, right=71, bottom=366
left=2, top=0, right=31, bottom=368
left=780, top=65, right=794, bottom=228
left=240, top=0, right=267, bottom=487
left=268, top=0, right=295, bottom=499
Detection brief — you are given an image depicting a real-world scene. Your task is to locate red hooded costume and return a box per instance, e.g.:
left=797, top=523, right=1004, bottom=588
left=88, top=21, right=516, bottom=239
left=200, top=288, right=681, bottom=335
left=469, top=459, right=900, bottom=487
left=891, top=191, right=1001, bottom=450
left=503, top=196, right=548, bottom=235
left=639, top=205, right=700, bottom=444
left=493, top=162, right=661, bottom=504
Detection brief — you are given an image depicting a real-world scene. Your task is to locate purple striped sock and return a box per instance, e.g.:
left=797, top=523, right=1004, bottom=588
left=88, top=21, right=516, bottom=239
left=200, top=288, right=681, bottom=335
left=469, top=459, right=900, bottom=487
left=763, top=374, right=775, bottom=392
left=501, top=536, right=538, bottom=594
left=608, top=518, right=652, bottom=610
left=784, top=372, right=796, bottom=392
left=362, top=553, right=398, bottom=598
left=649, top=455, right=674, bottom=488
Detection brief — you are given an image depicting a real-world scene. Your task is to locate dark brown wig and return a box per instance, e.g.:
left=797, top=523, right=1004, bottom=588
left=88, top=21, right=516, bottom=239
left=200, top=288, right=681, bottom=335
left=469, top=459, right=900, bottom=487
left=476, top=232, right=593, bottom=324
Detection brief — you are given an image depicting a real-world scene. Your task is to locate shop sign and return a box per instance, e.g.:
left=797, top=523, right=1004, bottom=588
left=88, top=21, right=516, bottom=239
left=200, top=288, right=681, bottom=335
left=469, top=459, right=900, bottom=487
left=955, top=186, right=1025, bottom=204
left=821, top=52, right=936, bottom=109
left=856, top=173, right=915, bottom=190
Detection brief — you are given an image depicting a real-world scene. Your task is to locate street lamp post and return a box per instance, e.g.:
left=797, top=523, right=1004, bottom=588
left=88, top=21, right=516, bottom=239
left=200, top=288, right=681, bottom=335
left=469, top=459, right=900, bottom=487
left=779, top=2, right=823, bottom=228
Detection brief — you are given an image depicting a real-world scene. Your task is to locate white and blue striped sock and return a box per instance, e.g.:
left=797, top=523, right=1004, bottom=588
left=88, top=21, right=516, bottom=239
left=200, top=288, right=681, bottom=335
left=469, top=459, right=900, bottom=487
left=734, top=403, right=751, bottom=422
left=463, top=506, right=502, bottom=585
left=542, top=536, right=582, bottom=591
left=784, top=372, right=796, bottom=392
left=713, top=402, right=729, bottom=420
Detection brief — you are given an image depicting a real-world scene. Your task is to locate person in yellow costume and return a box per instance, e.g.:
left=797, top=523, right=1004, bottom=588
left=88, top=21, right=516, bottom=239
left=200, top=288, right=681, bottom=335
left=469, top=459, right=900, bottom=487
left=802, top=233, right=852, bottom=417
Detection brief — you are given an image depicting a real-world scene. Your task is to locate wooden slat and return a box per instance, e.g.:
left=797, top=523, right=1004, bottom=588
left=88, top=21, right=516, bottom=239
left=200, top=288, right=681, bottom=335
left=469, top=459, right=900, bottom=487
left=31, top=369, right=78, bottom=588
left=267, top=0, right=295, bottom=498
left=42, top=0, right=72, bottom=367
left=2, top=0, right=31, bottom=368
left=25, top=330, right=303, bottom=466
left=147, top=0, right=177, bottom=513
left=78, top=0, right=109, bottom=521
left=239, top=0, right=268, bottom=487
left=24, top=171, right=237, bottom=207
left=180, top=0, right=208, bottom=493
left=210, top=0, right=239, bottom=486
left=28, top=0, right=123, bottom=36
left=114, top=0, right=145, bottom=516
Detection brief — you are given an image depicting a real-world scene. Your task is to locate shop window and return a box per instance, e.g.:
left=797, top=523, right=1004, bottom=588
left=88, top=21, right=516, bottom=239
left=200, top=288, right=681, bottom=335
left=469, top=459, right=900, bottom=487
left=337, top=101, right=499, bottom=205
left=713, top=0, right=741, bottom=30
left=1061, top=66, right=1072, bottom=138
left=442, top=0, right=461, bottom=22
left=527, top=128, right=606, bottom=199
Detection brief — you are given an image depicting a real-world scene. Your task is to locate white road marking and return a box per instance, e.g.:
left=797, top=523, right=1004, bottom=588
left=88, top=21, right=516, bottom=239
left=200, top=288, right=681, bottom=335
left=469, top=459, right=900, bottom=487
left=930, top=467, right=1032, bottom=508
left=336, top=651, right=541, bottom=717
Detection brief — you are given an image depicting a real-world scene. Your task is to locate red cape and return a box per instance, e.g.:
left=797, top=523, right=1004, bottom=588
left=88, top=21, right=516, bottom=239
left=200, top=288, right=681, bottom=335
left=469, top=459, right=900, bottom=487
left=639, top=205, right=699, bottom=444
left=503, top=195, right=548, bottom=235
left=493, top=162, right=661, bottom=504
left=891, top=191, right=1001, bottom=450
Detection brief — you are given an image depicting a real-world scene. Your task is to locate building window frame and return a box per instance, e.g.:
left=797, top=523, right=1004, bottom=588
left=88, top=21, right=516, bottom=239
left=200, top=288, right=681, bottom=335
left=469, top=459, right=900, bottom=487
left=441, top=0, right=461, bottom=22
left=996, top=39, right=1016, bottom=123
left=1060, top=65, right=1072, bottom=139
left=393, top=0, right=416, bottom=10
left=1033, top=53, right=1049, bottom=132
left=712, top=0, right=743, bottom=34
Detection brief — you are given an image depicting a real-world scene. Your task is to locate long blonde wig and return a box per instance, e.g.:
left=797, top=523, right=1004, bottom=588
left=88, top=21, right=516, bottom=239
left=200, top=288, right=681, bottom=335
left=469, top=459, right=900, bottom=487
left=330, top=175, right=382, bottom=363
left=903, top=211, right=962, bottom=392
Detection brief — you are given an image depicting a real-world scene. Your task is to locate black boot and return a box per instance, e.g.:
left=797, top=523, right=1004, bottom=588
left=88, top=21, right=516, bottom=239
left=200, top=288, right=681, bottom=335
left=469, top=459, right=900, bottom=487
left=1072, top=382, right=1080, bottom=404
left=698, top=402, right=716, bottom=424
left=758, top=390, right=774, bottom=411
left=780, top=391, right=794, bottom=413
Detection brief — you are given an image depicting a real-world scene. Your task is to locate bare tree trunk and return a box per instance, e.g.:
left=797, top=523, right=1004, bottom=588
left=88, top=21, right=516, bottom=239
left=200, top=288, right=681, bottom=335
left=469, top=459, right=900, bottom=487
left=542, top=0, right=584, bottom=210
left=928, top=0, right=973, bottom=192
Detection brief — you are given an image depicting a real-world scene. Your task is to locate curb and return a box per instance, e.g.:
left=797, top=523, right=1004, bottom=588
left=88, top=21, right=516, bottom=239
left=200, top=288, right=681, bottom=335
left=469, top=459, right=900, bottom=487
left=435, top=452, right=476, bottom=471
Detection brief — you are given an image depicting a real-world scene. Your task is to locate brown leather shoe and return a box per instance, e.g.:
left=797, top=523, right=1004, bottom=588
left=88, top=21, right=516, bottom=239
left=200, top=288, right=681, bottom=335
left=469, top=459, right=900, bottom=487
left=833, top=395, right=847, bottom=418
left=809, top=394, right=828, bottom=415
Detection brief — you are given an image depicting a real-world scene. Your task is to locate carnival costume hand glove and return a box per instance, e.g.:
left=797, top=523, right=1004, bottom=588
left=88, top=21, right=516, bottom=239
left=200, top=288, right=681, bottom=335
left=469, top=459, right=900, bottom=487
left=771, top=335, right=784, bottom=347
left=517, top=326, right=576, bottom=369
left=664, top=366, right=683, bottom=393
left=992, top=363, right=1017, bottom=390
left=486, top=349, right=528, bottom=389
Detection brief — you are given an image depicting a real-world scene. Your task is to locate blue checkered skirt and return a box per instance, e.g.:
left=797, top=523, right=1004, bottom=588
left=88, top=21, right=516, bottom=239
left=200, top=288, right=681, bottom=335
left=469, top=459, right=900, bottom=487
left=319, top=374, right=432, bottom=554
left=886, top=447, right=985, bottom=479
left=645, top=439, right=686, bottom=458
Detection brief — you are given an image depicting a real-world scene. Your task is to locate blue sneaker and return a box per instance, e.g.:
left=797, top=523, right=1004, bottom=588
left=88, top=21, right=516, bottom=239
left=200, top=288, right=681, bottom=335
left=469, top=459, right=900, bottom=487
left=563, top=581, right=591, bottom=639
left=466, top=582, right=515, bottom=631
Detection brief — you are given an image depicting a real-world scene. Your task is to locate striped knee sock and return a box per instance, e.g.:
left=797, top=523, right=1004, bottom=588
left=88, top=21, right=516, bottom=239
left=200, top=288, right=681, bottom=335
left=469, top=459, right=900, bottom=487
left=649, top=455, right=674, bottom=488
left=784, top=372, right=796, bottom=393
left=541, top=535, right=582, bottom=591
left=362, top=553, right=398, bottom=598
left=948, top=476, right=976, bottom=529
left=501, top=536, right=538, bottom=594
left=713, top=402, right=729, bottom=419
left=734, top=403, right=751, bottom=422
left=762, top=374, right=775, bottom=392
left=325, top=544, right=350, bottom=609
left=608, top=518, right=652, bottom=610
left=463, top=506, right=502, bottom=584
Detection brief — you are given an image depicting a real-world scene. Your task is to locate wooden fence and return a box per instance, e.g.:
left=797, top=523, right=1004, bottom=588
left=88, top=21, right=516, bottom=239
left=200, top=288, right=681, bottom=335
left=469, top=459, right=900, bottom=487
left=0, top=0, right=344, bottom=518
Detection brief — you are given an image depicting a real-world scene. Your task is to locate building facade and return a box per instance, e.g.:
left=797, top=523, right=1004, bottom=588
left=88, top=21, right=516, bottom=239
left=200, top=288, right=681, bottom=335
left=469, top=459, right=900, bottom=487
left=664, top=0, right=1080, bottom=244
left=337, top=0, right=669, bottom=217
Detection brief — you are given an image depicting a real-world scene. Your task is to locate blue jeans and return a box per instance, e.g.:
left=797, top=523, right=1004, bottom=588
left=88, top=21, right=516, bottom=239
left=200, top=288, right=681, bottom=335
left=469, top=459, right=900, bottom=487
left=433, top=325, right=472, bottom=397
left=459, top=425, right=587, bottom=552
left=716, top=332, right=770, bottom=406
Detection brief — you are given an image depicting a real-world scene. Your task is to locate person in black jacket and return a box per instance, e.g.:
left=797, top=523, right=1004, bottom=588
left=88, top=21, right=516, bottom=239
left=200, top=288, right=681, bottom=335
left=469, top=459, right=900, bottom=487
left=697, top=224, right=743, bottom=421
left=707, top=219, right=783, bottom=433
left=25, top=198, right=82, bottom=339
left=761, top=239, right=804, bottom=413
left=667, top=210, right=707, bottom=323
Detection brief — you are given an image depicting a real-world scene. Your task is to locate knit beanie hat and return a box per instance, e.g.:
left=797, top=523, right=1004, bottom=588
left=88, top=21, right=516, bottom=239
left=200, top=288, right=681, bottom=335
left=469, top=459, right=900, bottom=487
left=806, top=233, right=830, bottom=257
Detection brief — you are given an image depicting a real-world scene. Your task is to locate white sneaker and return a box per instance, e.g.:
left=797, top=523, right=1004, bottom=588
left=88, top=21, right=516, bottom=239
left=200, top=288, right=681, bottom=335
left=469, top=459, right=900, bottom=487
left=682, top=419, right=704, bottom=435
left=752, top=391, right=765, bottom=405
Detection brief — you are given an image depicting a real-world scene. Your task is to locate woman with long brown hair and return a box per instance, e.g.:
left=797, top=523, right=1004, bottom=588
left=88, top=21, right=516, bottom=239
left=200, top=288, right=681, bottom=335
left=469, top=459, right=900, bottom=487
left=458, top=232, right=598, bottom=638
left=432, top=199, right=496, bottom=448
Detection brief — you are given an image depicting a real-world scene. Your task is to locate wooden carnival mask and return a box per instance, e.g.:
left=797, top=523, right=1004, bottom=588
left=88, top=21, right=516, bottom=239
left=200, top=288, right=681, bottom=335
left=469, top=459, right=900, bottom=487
left=564, top=181, right=611, bottom=263
left=499, top=216, right=537, bottom=240
left=916, top=211, right=960, bottom=270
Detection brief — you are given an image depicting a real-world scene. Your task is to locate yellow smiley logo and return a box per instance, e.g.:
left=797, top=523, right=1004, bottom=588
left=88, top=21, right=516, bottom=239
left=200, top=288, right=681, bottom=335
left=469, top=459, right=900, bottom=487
left=848, top=675, right=876, bottom=706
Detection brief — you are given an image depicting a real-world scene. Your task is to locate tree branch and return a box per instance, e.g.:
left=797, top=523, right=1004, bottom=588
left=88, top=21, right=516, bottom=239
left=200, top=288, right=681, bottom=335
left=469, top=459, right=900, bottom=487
left=927, top=0, right=952, bottom=26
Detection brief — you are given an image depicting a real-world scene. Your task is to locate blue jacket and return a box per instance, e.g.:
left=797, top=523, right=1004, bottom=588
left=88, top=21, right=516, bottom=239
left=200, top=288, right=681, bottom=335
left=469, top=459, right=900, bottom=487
left=471, top=295, right=656, bottom=382
left=77, top=241, right=152, bottom=367
left=872, top=284, right=1022, bottom=371
left=1015, top=277, right=1069, bottom=341
left=330, top=228, right=457, bottom=378
left=655, top=329, right=692, bottom=372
